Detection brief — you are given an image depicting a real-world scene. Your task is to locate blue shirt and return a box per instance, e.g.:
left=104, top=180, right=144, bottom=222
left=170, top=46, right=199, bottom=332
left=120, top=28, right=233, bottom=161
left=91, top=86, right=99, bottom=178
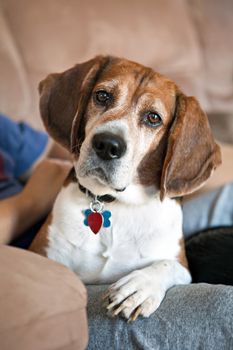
left=0, top=113, right=48, bottom=199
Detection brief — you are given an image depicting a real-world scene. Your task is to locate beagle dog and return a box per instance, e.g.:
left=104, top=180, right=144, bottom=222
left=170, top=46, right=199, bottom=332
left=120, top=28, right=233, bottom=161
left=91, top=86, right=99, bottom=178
left=30, top=56, right=221, bottom=321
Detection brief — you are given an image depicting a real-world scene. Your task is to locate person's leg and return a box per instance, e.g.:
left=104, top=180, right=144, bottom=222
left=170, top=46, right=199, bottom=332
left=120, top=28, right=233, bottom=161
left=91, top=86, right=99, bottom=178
left=87, top=284, right=233, bottom=350
left=182, top=182, right=233, bottom=238
left=87, top=185, right=233, bottom=349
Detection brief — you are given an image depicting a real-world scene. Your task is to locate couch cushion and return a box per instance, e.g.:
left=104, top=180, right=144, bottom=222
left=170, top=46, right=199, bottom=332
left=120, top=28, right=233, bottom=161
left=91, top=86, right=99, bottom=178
left=189, top=0, right=233, bottom=113
left=0, top=10, right=31, bottom=121
left=0, top=245, right=88, bottom=350
left=1, top=0, right=203, bottom=127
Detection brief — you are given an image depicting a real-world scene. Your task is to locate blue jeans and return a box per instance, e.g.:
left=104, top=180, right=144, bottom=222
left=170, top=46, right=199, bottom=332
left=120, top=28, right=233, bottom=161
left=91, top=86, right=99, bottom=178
left=183, top=182, right=233, bottom=237
left=87, top=183, right=233, bottom=350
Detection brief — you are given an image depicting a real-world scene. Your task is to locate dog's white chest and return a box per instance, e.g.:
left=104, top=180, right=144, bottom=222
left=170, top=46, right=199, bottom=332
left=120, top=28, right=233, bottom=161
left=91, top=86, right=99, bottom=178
left=46, top=184, right=183, bottom=284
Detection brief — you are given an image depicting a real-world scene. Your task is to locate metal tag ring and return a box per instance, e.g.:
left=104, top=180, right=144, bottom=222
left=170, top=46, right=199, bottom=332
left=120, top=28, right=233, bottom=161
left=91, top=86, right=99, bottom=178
left=90, top=199, right=104, bottom=213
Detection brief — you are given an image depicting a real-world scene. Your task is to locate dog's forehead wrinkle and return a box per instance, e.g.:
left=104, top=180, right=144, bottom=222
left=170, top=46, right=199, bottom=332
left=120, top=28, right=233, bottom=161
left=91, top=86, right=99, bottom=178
left=129, top=68, right=155, bottom=100
left=98, top=62, right=150, bottom=89
left=137, top=67, right=155, bottom=86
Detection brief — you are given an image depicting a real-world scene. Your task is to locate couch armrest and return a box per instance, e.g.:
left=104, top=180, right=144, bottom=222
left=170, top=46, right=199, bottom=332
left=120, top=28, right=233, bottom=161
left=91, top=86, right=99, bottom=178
left=0, top=246, right=88, bottom=350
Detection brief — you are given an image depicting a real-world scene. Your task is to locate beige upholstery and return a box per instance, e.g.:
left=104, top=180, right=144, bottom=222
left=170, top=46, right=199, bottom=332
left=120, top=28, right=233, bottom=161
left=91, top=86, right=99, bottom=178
left=0, top=245, right=88, bottom=350
left=0, top=2, right=232, bottom=349
left=0, top=0, right=232, bottom=129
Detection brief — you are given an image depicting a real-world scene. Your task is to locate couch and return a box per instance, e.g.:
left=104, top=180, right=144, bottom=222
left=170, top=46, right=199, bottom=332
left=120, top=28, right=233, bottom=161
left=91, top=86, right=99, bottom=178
left=0, top=1, right=233, bottom=349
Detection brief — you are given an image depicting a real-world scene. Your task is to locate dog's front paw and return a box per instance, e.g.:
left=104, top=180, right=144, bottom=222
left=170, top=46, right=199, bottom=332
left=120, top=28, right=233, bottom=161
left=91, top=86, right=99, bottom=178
left=104, top=269, right=166, bottom=321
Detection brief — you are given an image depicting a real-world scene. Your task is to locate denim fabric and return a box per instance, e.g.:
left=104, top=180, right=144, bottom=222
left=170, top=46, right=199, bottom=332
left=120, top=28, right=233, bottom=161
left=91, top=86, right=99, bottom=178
left=183, top=182, right=233, bottom=237
left=87, top=284, right=233, bottom=350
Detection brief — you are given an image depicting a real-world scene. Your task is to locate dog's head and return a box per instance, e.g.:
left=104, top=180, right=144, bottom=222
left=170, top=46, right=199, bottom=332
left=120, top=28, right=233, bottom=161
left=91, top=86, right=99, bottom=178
left=39, top=56, right=221, bottom=203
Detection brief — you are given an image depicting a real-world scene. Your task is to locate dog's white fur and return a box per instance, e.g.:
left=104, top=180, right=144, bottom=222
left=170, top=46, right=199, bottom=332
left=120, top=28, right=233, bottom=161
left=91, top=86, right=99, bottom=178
left=46, top=181, right=191, bottom=318
left=44, top=92, right=193, bottom=319
left=36, top=59, right=208, bottom=320
left=32, top=56, right=222, bottom=320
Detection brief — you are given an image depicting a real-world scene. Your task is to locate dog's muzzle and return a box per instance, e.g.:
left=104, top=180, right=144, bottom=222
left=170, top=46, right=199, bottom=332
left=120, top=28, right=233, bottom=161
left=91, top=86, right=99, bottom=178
left=92, top=132, right=127, bottom=161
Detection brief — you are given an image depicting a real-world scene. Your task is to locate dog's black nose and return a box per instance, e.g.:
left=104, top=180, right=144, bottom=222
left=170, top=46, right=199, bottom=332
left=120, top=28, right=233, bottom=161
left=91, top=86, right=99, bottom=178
left=92, top=133, right=126, bottom=160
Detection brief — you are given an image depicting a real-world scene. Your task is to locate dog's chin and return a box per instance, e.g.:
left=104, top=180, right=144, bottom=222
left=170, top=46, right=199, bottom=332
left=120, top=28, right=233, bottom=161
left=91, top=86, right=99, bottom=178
left=77, top=174, right=120, bottom=197
left=76, top=165, right=128, bottom=197
left=77, top=172, right=158, bottom=204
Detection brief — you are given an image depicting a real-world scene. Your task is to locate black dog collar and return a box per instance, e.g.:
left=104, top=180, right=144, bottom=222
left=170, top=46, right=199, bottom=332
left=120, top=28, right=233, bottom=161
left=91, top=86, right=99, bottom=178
left=78, top=183, right=116, bottom=203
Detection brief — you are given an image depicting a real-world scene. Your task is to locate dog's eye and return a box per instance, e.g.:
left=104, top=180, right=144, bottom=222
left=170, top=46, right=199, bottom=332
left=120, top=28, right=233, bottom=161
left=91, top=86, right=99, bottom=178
left=94, top=90, right=112, bottom=106
left=144, top=111, right=162, bottom=128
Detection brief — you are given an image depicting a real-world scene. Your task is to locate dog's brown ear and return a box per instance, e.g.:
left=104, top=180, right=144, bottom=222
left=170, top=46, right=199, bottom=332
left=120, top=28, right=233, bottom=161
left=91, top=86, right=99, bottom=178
left=160, top=93, right=221, bottom=200
left=39, top=56, right=110, bottom=151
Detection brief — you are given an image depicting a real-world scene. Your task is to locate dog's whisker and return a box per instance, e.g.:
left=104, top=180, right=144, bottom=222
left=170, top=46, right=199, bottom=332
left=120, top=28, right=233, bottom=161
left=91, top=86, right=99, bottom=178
left=70, top=138, right=84, bottom=152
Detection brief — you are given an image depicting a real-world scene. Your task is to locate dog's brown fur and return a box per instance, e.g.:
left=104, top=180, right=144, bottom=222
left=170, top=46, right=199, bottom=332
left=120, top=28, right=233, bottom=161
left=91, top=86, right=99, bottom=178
left=39, top=56, right=221, bottom=200
left=30, top=214, right=52, bottom=256
left=30, top=57, right=222, bottom=305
